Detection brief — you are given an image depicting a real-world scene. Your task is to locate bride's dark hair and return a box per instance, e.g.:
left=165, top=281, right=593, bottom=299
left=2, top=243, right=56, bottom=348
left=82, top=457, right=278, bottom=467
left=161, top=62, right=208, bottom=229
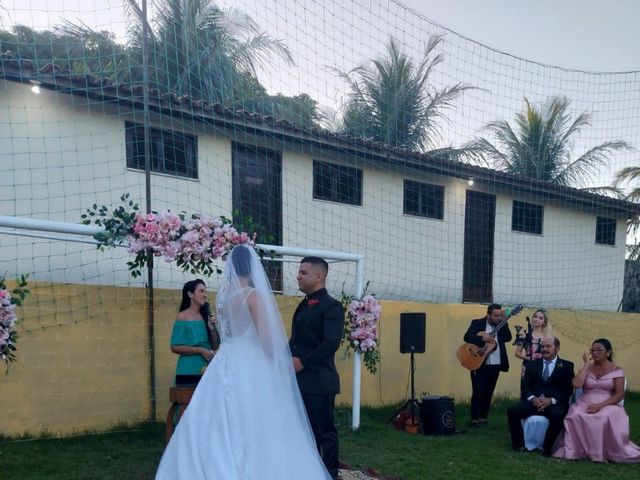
left=231, top=245, right=253, bottom=277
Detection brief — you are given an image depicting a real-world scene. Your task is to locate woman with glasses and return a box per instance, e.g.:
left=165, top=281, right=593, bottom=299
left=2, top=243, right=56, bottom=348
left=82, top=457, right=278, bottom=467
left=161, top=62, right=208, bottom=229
left=552, top=338, right=640, bottom=462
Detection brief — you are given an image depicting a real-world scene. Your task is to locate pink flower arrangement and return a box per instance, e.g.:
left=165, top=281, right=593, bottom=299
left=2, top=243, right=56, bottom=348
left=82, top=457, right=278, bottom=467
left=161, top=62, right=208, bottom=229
left=341, top=286, right=381, bottom=374
left=82, top=194, right=258, bottom=278
left=0, top=274, right=30, bottom=373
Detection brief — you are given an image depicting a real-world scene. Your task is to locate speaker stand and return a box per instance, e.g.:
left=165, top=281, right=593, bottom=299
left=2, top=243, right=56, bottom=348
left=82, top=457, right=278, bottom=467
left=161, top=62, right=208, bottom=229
left=388, top=351, right=423, bottom=433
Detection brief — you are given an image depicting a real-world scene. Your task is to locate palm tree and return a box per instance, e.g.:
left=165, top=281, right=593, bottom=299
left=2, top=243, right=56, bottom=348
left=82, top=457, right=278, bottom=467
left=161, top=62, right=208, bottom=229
left=1, top=23, right=129, bottom=78
left=60, top=0, right=317, bottom=126
left=468, top=97, right=630, bottom=187
left=122, top=0, right=293, bottom=105
left=613, top=166, right=640, bottom=259
left=338, top=35, right=472, bottom=153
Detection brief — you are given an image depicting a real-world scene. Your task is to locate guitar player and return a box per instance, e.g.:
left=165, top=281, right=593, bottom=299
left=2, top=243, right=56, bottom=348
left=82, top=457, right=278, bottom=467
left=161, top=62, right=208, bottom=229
left=463, top=304, right=513, bottom=426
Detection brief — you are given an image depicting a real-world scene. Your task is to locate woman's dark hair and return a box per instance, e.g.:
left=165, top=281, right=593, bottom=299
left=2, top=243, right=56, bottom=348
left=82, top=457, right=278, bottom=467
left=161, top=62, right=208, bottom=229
left=179, top=279, right=206, bottom=312
left=593, top=338, right=613, bottom=360
left=231, top=245, right=253, bottom=276
left=178, top=279, right=217, bottom=349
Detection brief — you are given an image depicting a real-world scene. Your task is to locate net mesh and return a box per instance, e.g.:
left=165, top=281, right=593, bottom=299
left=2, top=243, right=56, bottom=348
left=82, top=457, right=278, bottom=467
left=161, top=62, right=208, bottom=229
left=1, top=0, right=639, bottom=433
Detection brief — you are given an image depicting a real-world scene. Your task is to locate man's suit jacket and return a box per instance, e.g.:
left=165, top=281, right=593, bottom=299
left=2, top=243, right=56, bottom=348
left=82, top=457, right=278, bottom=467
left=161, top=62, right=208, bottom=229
left=520, top=357, right=575, bottom=406
left=463, top=317, right=513, bottom=372
left=289, top=288, right=344, bottom=395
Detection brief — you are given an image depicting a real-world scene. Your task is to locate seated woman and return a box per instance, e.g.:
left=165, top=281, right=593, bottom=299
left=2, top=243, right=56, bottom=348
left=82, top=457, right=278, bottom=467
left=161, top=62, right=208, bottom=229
left=515, top=309, right=552, bottom=361
left=171, top=279, right=218, bottom=386
left=552, top=338, right=640, bottom=462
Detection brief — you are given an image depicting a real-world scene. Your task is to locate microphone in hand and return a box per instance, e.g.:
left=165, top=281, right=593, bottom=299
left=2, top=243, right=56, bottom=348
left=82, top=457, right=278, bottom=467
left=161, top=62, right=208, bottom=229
left=202, top=301, right=212, bottom=319
left=202, top=302, right=216, bottom=328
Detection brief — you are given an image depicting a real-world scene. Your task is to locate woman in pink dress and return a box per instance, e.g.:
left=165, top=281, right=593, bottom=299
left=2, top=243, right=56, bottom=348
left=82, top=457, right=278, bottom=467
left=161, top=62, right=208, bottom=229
left=553, top=338, right=640, bottom=462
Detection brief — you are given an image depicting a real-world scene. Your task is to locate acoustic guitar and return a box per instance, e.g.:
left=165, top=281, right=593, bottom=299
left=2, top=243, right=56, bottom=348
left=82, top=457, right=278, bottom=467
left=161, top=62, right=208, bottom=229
left=456, top=304, right=524, bottom=371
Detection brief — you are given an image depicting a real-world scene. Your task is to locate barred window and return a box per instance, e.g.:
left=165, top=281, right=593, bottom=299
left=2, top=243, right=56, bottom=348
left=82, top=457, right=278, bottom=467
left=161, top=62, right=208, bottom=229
left=313, top=160, right=362, bottom=205
left=512, top=201, right=543, bottom=234
left=595, top=217, right=616, bottom=246
left=403, top=180, right=444, bottom=219
left=125, top=121, right=197, bottom=179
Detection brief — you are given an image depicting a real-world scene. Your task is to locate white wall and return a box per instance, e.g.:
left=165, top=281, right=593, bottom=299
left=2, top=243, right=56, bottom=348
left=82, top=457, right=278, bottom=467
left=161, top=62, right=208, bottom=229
left=0, top=79, right=627, bottom=310
left=493, top=196, right=626, bottom=310
left=0, top=80, right=232, bottom=290
left=282, top=150, right=467, bottom=303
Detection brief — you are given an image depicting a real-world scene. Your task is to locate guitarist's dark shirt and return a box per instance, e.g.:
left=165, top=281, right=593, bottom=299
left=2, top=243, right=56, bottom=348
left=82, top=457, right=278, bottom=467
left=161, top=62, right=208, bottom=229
left=463, top=317, right=513, bottom=372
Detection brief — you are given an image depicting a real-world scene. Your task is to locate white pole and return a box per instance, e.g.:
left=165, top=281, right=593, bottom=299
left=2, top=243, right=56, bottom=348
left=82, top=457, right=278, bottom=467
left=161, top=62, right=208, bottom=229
left=351, top=257, right=365, bottom=430
left=0, top=215, right=368, bottom=427
left=0, top=216, right=102, bottom=236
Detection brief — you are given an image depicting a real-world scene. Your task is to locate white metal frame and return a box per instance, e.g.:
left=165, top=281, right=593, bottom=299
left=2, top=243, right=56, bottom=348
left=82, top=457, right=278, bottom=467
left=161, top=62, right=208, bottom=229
left=0, top=215, right=366, bottom=429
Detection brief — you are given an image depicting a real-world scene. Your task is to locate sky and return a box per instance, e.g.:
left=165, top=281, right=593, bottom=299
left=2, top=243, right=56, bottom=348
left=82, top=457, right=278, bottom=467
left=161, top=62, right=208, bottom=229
left=400, top=0, right=640, bottom=72
left=3, top=0, right=640, bottom=71
left=2, top=0, right=639, bottom=185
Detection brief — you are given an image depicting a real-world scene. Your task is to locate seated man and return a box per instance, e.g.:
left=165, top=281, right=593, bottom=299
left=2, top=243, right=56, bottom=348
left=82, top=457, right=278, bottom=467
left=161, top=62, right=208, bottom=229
left=507, top=336, right=574, bottom=455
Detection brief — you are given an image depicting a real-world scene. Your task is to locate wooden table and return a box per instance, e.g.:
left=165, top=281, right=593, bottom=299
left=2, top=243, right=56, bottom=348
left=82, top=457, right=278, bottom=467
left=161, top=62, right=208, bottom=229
left=165, top=385, right=196, bottom=443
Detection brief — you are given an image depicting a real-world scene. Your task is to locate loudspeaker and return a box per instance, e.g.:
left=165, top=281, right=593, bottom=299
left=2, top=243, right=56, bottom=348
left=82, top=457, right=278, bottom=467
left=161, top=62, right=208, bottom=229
left=400, top=312, right=426, bottom=353
left=419, top=396, right=455, bottom=435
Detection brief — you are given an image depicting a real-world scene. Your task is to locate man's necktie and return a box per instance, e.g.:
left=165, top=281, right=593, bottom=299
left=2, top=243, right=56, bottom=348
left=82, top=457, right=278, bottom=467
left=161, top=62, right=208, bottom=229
left=543, top=361, right=550, bottom=382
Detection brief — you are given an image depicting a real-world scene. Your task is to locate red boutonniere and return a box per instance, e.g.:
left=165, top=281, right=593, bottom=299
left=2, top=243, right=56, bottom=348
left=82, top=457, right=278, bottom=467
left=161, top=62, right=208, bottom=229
left=307, top=298, right=319, bottom=306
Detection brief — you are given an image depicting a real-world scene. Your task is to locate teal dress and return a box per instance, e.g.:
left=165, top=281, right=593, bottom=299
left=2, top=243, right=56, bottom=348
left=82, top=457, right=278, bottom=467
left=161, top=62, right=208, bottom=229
left=171, top=320, right=211, bottom=380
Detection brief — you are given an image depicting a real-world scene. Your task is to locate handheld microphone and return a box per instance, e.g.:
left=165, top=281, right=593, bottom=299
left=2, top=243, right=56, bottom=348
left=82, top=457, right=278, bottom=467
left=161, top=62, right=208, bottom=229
left=202, top=302, right=212, bottom=319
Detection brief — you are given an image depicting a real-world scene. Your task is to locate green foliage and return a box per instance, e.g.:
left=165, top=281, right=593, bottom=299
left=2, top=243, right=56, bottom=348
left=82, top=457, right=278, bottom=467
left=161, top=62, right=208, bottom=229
left=341, top=282, right=380, bottom=375
left=0, top=1, right=321, bottom=128
left=0, top=273, right=30, bottom=306
left=0, top=273, right=30, bottom=371
left=338, top=35, right=473, bottom=153
left=81, top=194, right=147, bottom=278
left=468, top=96, right=631, bottom=187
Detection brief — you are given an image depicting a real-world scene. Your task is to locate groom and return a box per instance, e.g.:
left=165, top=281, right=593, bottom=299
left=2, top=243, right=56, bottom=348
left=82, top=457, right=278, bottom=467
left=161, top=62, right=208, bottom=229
left=290, top=256, right=344, bottom=480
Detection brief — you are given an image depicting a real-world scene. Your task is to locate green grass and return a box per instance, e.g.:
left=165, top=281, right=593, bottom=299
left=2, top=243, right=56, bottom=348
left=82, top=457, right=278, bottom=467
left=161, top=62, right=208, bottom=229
left=1, top=394, right=639, bottom=479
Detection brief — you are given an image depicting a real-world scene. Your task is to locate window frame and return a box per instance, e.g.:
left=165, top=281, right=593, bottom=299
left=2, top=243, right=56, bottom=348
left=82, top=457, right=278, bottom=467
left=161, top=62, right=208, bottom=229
left=125, top=121, right=198, bottom=179
left=312, top=160, right=363, bottom=206
left=595, top=216, right=616, bottom=246
left=403, top=179, right=445, bottom=220
left=511, top=200, right=544, bottom=235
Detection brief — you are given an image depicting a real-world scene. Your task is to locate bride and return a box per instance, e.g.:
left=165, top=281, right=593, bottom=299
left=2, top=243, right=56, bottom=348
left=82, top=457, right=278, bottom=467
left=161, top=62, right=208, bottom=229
left=156, top=244, right=332, bottom=479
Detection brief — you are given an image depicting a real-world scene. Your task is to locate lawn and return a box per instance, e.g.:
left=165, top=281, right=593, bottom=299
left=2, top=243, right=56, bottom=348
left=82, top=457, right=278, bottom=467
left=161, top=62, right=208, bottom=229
left=1, top=394, right=639, bottom=479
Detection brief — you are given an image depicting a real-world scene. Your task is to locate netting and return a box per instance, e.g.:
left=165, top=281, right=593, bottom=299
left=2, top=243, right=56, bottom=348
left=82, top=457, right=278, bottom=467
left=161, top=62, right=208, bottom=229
left=1, top=0, right=640, bottom=434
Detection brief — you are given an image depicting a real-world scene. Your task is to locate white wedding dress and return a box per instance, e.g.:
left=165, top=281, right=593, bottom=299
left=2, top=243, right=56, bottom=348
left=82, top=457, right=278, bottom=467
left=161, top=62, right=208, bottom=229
left=156, top=246, right=331, bottom=480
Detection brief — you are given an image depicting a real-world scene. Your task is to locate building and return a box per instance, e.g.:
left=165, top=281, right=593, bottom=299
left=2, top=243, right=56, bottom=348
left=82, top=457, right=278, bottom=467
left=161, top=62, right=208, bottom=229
left=2, top=57, right=638, bottom=311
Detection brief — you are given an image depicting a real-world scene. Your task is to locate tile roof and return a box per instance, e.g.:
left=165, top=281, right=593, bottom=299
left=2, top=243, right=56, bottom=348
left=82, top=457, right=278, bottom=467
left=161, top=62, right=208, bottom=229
left=2, top=53, right=638, bottom=219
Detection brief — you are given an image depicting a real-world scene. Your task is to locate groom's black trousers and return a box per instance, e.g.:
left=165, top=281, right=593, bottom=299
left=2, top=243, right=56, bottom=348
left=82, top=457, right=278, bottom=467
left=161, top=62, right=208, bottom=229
left=302, top=393, right=339, bottom=477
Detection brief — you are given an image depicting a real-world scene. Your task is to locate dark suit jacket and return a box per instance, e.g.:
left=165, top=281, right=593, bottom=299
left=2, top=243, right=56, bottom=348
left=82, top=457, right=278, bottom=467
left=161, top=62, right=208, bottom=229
left=463, top=317, right=513, bottom=372
left=289, top=288, right=344, bottom=395
left=520, top=357, right=575, bottom=406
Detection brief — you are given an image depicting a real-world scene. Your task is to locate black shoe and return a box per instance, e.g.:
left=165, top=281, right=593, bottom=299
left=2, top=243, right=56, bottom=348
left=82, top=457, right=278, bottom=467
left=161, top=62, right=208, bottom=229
left=470, top=420, right=479, bottom=427
left=514, top=446, right=527, bottom=452
left=478, top=418, right=488, bottom=424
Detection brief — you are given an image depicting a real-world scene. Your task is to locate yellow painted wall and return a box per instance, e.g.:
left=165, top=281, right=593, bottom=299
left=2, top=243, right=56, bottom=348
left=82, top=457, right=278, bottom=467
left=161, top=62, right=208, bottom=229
left=2, top=282, right=639, bottom=436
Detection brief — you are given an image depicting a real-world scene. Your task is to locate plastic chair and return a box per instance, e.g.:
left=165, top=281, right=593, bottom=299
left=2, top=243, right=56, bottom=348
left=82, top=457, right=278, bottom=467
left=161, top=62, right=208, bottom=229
left=522, top=415, right=549, bottom=451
